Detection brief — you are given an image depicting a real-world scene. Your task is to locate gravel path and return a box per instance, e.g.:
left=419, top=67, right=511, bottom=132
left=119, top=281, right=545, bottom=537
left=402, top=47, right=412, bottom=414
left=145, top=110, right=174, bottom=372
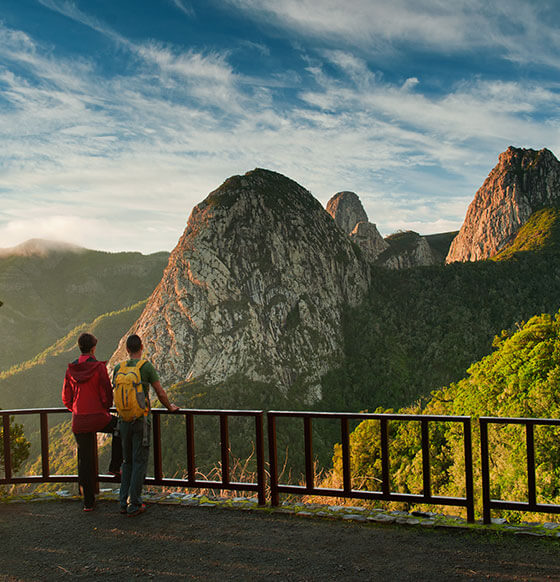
left=1, top=500, right=560, bottom=581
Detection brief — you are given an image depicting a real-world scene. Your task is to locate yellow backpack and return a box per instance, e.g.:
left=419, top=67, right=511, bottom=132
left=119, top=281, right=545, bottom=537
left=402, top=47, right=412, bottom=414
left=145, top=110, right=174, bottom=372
left=113, top=360, right=149, bottom=421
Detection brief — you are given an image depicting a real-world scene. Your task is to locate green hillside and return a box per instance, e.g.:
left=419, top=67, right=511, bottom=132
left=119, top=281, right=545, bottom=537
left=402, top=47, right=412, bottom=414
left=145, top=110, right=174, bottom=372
left=0, top=300, right=147, bottom=411
left=328, top=311, right=560, bottom=520
left=494, top=207, right=560, bottom=260
left=0, top=245, right=168, bottom=371
left=321, top=249, right=560, bottom=415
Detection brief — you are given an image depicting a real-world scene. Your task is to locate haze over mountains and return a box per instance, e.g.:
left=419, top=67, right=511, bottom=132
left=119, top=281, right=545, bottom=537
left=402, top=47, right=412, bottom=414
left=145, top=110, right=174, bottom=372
left=2, top=146, right=560, bottom=419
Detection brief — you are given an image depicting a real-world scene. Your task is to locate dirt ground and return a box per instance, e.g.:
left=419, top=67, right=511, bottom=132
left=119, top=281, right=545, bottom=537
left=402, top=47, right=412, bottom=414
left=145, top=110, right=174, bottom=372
left=1, top=500, right=560, bottom=581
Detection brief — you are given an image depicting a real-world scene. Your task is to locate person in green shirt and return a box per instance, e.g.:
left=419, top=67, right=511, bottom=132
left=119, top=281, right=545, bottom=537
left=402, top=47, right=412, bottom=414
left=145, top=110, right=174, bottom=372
left=114, top=334, right=179, bottom=516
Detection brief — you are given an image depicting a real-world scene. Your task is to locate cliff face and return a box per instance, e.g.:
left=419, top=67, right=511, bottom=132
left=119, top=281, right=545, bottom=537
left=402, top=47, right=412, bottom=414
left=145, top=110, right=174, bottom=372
left=110, top=169, right=370, bottom=402
left=446, top=147, right=560, bottom=263
left=378, top=232, right=439, bottom=270
left=326, top=191, right=369, bottom=234
left=326, top=191, right=389, bottom=262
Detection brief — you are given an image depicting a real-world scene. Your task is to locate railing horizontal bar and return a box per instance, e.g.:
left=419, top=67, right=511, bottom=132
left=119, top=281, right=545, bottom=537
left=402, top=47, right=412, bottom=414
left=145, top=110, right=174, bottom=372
left=143, top=477, right=259, bottom=491
left=268, top=411, right=470, bottom=422
left=150, top=408, right=264, bottom=416
left=0, top=475, right=79, bottom=484
left=0, top=407, right=264, bottom=417
left=487, top=500, right=560, bottom=513
left=273, top=485, right=469, bottom=505
left=480, top=416, right=560, bottom=426
left=0, top=408, right=71, bottom=415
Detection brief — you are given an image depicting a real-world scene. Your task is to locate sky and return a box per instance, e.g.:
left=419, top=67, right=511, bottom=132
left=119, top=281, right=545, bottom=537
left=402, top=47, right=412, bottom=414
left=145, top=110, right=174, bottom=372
left=1, top=0, right=559, bottom=254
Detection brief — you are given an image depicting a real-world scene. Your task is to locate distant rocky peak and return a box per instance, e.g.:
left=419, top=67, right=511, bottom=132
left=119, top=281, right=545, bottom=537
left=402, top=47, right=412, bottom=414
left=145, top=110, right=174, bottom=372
left=446, top=146, right=560, bottom=263
left=326, top=191, right=369, bottom=235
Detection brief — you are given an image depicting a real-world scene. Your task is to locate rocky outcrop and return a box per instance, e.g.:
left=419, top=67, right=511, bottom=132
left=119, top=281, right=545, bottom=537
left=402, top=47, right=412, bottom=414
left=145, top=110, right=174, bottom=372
left=326, top=191, right=389, bottom=261
left=376, top=231, right=439, bottom=269
left=110, top=169, right=370, bottom=402
left=326, top=191, right=368, bottom=234
left=349, top=221, right=389, bottom=262
left=446, top=147, right=560, bottom=263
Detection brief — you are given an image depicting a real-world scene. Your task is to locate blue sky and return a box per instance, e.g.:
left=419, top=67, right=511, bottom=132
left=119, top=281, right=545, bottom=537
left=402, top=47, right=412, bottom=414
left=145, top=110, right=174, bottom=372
left=1, top=0, right=559, bottom=253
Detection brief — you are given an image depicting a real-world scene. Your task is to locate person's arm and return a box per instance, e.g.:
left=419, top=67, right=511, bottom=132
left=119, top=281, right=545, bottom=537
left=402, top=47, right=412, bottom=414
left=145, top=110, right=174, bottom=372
left=61, top=372, right=73, bottom=410
left=99, top=365, right=113, bottom=410
left=151, top=381, right=179, bottom=412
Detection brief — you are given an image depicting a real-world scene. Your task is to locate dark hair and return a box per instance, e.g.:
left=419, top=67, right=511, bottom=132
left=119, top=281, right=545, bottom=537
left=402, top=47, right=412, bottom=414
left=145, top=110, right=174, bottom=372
left=78, top=333, right=97, bottom=354
left=126, top=334, right=143, bottom=354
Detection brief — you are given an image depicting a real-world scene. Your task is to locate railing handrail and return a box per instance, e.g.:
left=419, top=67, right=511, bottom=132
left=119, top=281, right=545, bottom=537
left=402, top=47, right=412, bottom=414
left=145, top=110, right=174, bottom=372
left=267, top=410, right=471, bottom=421
left=0, top=407, right=264, bottom=416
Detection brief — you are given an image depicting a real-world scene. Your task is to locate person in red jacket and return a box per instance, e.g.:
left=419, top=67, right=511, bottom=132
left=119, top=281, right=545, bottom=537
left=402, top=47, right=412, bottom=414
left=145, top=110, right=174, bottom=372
left=62, top=332, right=122, bottom=511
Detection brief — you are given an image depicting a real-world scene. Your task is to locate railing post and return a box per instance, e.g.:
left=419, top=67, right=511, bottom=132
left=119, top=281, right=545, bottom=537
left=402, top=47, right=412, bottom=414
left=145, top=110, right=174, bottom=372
left=463, top=418, right=475, bottom=523
left=153, top=413, right=163, bottom=482
left=421, top=419, right=431, bottom=500
left=380, top=417, right=390, bottom=497
left=185, top=412, right=196, bottom=485
left=220, top=414, right=230, bottom=486
left=2, top=414, right=12, bottom=482
left=480, top=418, right=491, bottom=524
left=526, top=422, right=536, bottom=507
left=255, top=413, right=266, bottom=506
left=268, top=413, right=279, bottom=507
left=341, top=417, right=352, bottom=494
left=40, top=412, right=50, bottom=479
left=304, top=416, right=314, bottom=490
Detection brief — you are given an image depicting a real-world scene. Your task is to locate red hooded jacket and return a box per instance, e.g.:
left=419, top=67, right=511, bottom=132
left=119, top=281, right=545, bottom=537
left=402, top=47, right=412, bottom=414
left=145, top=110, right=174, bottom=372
left=62, top=355, right=112, bottom=433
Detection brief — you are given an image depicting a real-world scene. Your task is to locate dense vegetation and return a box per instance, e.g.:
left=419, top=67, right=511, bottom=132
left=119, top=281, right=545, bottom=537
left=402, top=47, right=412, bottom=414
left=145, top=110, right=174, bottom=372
left=321, top=250, right=560, bottom=415
left=326, top=312, right=560, bottom=520
left=0, top=415, right=30, bottom=474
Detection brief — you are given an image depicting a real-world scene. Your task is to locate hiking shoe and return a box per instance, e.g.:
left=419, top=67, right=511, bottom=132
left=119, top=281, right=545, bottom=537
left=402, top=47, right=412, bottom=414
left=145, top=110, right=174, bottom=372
left=128, top=504, right=147, bottom=517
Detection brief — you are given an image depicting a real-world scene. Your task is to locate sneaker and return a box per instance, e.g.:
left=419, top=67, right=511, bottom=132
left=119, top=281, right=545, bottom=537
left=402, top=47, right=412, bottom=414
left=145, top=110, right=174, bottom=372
left=83, top=505, right=95, bottom=512
left=128, top=504, right=147, bottom=517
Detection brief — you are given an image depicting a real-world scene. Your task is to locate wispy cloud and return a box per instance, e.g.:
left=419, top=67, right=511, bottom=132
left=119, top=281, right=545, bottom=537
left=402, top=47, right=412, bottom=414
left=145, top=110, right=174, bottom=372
left=225, top=0, right=560, bottom=67
left=170, top=0, right=195, bottom=18
left=1, top=2, right=559, bottom=253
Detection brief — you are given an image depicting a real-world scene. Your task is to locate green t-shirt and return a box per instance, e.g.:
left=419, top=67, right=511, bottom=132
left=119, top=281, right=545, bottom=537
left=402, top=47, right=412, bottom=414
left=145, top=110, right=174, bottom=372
left=113, top=359, right=159, bottom=399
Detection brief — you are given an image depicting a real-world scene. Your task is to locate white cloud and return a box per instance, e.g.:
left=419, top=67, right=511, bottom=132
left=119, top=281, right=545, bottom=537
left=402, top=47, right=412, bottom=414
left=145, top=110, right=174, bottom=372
left=170, top=0, right=195, bottom=18
left=1, top=5, right=560, bottom=253
left=224, top=0, right=560, bottom=67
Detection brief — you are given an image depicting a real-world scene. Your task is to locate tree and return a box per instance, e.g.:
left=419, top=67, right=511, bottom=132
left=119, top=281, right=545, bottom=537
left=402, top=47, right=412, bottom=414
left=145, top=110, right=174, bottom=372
left=0, top=413, right=31, bottom=474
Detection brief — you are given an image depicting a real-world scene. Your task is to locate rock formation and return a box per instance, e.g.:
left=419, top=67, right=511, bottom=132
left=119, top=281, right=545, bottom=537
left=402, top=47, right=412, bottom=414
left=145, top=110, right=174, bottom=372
left=110, top=169, right=370, bottom=402
left=376, top=231, right=439, bottom=269
left=349, top=221, right=389, bottom=262
left=326, top=191, right=368, bottom=234
left=446, top=147, right=560, bottom=263
left=326, top=191, right=389, bottom=261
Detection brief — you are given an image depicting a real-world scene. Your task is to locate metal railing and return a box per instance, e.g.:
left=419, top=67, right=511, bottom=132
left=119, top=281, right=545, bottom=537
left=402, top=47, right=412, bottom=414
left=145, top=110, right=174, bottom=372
left=1, top=407, right=266, bottom=505
left=480, top=416, right=560, bottom=524
left=5, top=408, right=560, bottom=524
left=267, top=411, right=475, bottom=522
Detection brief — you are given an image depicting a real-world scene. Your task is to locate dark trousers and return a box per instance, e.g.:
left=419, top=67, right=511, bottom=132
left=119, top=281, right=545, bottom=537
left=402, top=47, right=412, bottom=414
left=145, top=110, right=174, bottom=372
left=119, top=416, right=150, bottom=513
left=74, top=416, right=122, bottom=508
